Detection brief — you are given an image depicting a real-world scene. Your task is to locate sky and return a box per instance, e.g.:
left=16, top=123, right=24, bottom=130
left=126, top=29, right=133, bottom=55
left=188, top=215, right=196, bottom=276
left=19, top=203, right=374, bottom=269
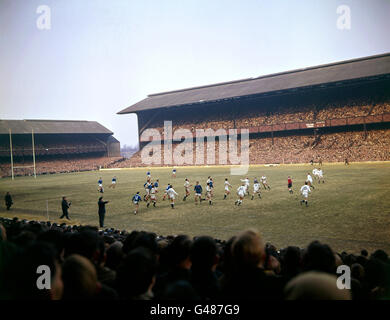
left=0, top=0, right=389, bottom=147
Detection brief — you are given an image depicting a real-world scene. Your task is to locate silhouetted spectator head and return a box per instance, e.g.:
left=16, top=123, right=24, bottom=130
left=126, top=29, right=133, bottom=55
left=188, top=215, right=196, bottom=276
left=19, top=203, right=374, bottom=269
left=12, top=230, right=37, bottom=248
left=231, top=229, right=265, bottom=269
left=303, top=241, right=336, bottom=274
left=166, top=235, right=192, bottom=270
left=37, top=229, right=65, bottom=261
left=162, top=280, right=200, bottom=301
left=364, top=258, right=387, bottom=291
left=122, top=231, right=158, bottom=256
left=116, top=247, right=157, bottom=299
left=281, top=246, right=301, bottom=277
left=105, top=241, right=124, bottom=271
left=191, top=236, right=218, bottom=271
left=371, top=250, right=388, bottom=263
left=361, top=249, right=368, bottom=257
left=219, top=236, right=236, bottom=274
left=351, top=263, right=365, bottom=282
left=3, top=242, right=63, bottom=300
left=62, top=254, right=98, bottom=299
left=64, top=230, right=105, bottom=266
left=284, top=271, right=351, bottom=300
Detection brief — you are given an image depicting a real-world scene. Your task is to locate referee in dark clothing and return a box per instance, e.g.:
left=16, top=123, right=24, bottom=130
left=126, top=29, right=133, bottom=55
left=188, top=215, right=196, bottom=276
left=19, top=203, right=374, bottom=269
left=5, top=192, right=13, bottom=210
left=98, top=196, right=109, bottom=228
left=60, top=196, right=71, bottom=220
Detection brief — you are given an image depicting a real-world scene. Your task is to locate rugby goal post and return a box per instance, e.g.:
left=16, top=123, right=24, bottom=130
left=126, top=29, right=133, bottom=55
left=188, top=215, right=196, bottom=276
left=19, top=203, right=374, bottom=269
left=9, top=128, right=37, bottom=180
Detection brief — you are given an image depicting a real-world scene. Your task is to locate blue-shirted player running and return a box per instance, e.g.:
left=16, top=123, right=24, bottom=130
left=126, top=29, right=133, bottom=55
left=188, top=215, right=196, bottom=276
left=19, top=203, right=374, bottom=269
left=194, top=181, right=203, bottom=204
left=109, top=176, right=117, bottom=189
left=132, top=192, right=142, bottom=214
left=98, top=177, right=104, bottom=193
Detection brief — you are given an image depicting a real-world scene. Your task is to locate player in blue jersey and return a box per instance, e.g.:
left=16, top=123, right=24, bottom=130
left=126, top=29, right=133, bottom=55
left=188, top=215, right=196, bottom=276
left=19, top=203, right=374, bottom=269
left=132, top=192, right=142, bottom=214
left=154, top=179, right=159, bottom=191
left=209, top=178, right=214, bottom=197
left=98, top=177, right=104, bottom=193
left=172, top=168, right=177, bottom=178
left=194, top=181, right=203, bottom=205
left=109, top=176, right=117, bottom=189
left=162, top=184, right=171, bottom=201
left=146, top=171, right=151, bottom=180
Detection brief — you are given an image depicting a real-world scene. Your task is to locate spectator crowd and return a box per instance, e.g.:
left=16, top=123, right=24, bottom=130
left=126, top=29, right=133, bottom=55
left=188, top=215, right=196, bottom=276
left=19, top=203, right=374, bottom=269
left=0, top=217, right=389, bottom=300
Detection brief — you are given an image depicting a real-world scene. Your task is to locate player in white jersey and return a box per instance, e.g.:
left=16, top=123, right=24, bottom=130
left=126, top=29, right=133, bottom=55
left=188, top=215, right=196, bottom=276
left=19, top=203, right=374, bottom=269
left=235, top=183, right=246, bottom=206
left=306, top=173, right=315, bottom=189
left=144, top=181, right=151, bottom=201
left=312, top=168, right=319, bottom=181
left=260, top=175, right=271, bottom=190
left=317, top=168, right=325, bottom=183
left=183, top=178, right=192, bottom=201
left=206, top=183, right=213, bottom=205
left=147, top=185, right=157, bottom=208
left=300, top=182, right=311, bottom=206
left=240, top=178, right=250, bottom=195
left=251, top=178, right=262, bottom=200
left=167, top=186, right=178, bottom=209
left=223, top=178, right=232, bottom=200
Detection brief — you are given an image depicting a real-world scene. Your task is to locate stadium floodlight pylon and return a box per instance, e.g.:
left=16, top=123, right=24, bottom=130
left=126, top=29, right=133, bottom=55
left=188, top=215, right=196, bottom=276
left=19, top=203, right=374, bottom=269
left=9, top=128, right=37, bottom=180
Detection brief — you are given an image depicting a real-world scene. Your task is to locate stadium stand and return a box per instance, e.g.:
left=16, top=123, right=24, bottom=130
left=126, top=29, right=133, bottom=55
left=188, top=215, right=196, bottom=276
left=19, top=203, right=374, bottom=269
left=0, top=217, right=389, bottom=300
left=0, top=120, right=122, bottom=177
left=117, top=53, right=390, bottom=167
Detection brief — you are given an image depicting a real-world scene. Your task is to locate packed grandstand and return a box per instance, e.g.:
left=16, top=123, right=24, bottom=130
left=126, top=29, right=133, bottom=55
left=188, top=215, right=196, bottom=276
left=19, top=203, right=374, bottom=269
left=0, top=120, right=122, bottom=177
left=116, top=53, right=390, bottom=168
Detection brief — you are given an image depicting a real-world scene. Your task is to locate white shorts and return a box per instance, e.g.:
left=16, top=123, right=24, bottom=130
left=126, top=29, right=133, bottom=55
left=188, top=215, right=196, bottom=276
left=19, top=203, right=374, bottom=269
left=254, top=187, right=260, bottom=193
left=302, top=193, right=308, bottom=198
left=238, top=192, right=245, bottom=198
left=169, top=195, right=175, bottom=200
left=98, top=184, right=103, bottom=187
left=145, top=189, right=150, bottom=195
left=150, top=195, right=156, bottom=200
left=111, top=181, right=116, bottom=184
left=225, top=186, right=230, bottom=191
left=133, top=201, right=139, bottom=205
left=195, top=193, right=202, bottom=197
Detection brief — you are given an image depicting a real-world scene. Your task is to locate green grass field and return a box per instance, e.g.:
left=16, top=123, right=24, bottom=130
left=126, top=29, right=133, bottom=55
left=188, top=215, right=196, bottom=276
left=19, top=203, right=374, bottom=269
left=0, top=163, right=389, bottom=254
